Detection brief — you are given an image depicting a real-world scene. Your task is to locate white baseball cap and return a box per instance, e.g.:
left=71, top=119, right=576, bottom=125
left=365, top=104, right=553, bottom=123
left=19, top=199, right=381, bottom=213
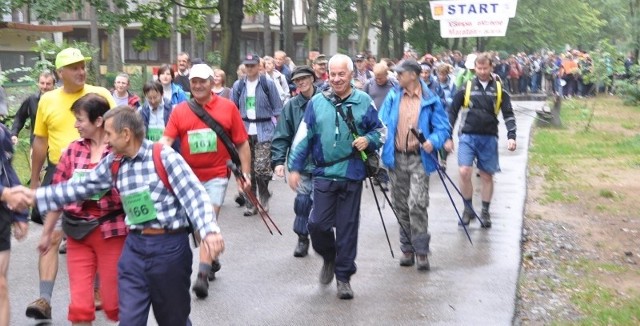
left=465, top=54, right=477, bottom=69
left=189, top=64, right=214, bottom=80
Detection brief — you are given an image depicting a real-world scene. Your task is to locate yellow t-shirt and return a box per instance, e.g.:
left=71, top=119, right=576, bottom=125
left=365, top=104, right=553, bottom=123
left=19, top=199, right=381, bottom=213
left=34, top=85, right=116, bottom=165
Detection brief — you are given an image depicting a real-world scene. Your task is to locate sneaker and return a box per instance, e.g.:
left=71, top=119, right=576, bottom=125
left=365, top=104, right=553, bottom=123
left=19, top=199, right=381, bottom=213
left=243, top=206, right=258, bottom=216
left=481, top=210, right=492, bottom=228
left=25, top=298, right=52, bottom=320
left=336, top=280, right=354, bottom=300
left=416, top=255, right=430, bottom=271
left=319, top=259, right=335, bottom=285
left=58, top=238, right=67, bottom=254
left=293, top=237, right=310, bottom=258
left=192, top=273, right=209, bottom=299
left=399, top=252, right=415, bottom=267
left=94, top=288, right=102, bottom=311
left=208, top=260, right=222, bottom=281
left=459, top=210, right=473, bottom=226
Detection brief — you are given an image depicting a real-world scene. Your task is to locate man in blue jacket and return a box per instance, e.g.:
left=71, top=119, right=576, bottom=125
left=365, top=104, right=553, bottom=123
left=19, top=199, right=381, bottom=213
left=378, top=59, right=451, bottom=271
left=287, top=54, right=385, bottom=300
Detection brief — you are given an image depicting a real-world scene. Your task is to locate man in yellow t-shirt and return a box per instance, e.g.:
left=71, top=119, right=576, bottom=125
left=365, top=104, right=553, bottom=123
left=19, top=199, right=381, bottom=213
left=25, top=47, right=115, bottom=321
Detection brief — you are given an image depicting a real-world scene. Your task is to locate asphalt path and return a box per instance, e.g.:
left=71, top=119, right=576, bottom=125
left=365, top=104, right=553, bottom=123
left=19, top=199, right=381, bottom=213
left=8, top=101, right=537, bottom=325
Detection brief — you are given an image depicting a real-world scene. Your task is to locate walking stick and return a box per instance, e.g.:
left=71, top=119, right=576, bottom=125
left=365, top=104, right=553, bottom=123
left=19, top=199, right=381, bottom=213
left=227, top=161, right=282, bottom=235
left=368, top=176, right=394, bottom=258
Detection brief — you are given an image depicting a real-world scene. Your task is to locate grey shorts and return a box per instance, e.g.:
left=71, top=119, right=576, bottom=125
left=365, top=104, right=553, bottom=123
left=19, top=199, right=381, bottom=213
left=202, top=177, right=230, bottom=207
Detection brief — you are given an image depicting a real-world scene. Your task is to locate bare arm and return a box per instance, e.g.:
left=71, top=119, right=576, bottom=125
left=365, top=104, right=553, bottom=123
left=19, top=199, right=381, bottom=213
left=30, top=136, right=48, bottom=189
left=237, top=140, right=251, bottom=175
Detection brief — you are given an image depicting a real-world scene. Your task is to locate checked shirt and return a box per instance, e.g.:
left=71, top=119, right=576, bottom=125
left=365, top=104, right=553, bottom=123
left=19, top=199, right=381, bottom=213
left=53, top=138, right=126, bottom=238
left=36, top=140, right=220, bottom=238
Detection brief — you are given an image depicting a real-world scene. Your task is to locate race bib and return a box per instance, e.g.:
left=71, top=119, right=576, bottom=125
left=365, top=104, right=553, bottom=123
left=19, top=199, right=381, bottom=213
left=147, top=127, right=164, bottom=142
left=121, top=186, right=157, bottom=225
left=72, top=169, right=107, bottom=200
left=188, top=129, right=217, bottom=154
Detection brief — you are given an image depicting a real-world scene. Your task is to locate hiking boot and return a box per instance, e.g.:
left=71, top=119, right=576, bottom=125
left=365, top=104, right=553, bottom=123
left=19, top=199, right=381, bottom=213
left=259, top=190, right=272, bottom=212
left=235, top=193, right=246, bottom=207
left=399, top=252, right=415, bottom=267
left=336, top=280, right=354, bottom=300
left=293, top=237, right=310, bottom=258
left=94, top=288, right=102, bottom=311
left=319, top=259, right=335, bottom=285
left=208, top=259, right=222, bottom=281
left=459, top=210, right=473, bottom=226
left=243, top=206, right=258, bottom=216
left=192, top=272, right=209, bottom=299
left=481, top=210, right=492, bottom=228
left=25, top=298, right=52, bottom=320
left=58, top=238, right=67, bottom=254
left=416, top=255, right=430, bottom=271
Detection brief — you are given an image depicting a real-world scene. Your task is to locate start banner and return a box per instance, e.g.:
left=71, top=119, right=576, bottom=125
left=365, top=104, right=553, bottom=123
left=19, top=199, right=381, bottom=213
left=430, top=0, right=518, bottom=20
left=439, top=18, right=510, bottom=38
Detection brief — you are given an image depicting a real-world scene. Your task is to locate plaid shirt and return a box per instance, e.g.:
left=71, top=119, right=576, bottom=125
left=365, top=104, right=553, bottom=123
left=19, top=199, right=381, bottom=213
left=36, top=140, right=220, bottom=238
left=53, top=138, right=127, bottom=238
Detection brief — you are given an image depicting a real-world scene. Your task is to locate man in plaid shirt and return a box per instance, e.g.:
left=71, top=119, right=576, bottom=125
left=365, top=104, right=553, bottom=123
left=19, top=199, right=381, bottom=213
left=26, top=106, right=224, bottom=325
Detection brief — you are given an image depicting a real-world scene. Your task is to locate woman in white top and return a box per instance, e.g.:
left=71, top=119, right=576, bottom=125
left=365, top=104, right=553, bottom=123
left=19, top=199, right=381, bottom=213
left=262, top=56, right=290, bottom=104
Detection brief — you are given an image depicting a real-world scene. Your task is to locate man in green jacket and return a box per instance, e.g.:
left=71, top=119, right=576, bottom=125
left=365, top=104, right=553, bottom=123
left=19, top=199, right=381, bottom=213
left=271, top=65, right=319, bottom=258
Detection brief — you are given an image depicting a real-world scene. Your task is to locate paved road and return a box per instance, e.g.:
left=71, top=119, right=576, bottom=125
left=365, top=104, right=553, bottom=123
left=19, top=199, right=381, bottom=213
left=8, top=102, right=537, bottom=325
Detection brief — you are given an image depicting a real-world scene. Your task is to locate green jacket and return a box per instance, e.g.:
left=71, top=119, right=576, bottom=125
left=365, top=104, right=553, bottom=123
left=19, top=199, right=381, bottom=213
left=271, top=86, right=319, bottom=173
left=455, top=68, right=475, bottom=89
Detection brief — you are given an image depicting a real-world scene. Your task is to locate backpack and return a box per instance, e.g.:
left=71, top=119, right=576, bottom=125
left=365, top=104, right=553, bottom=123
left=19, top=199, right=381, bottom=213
left=233, top=75, right=271, bottom=108
left=463, top=80, right=502, bottom=115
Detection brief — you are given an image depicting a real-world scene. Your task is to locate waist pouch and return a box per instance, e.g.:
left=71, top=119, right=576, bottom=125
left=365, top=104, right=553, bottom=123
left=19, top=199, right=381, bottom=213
left=62, top=209, right=123, bottom=240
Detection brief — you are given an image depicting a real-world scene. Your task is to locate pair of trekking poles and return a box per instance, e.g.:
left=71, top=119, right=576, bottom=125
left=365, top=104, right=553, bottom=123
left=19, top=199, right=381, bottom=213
left=366, top=128, right=485, bottom=258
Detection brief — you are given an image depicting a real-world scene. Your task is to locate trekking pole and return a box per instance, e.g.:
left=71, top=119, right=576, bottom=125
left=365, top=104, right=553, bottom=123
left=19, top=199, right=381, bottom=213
left=409, top=128, right=485, bottom=234
left=368, top=176, right=394, bottom=258
left=227, top=161, right=283, bottom=235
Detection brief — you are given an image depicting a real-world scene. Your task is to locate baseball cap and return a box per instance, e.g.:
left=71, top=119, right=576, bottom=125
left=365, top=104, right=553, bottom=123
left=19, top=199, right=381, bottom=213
left=189, top=64, right=214, bottom=80
left=55, top=48, right=91, bottom=69
left=394, top=59, right=422, bottom=75
left=465, top=53, right=477, bottom=69
left=291, top=65, right=315, bottom=81
left=313, top=54, right=328, bottom=65
left=354, top=54, right=365, bottom=61
left=242, top=53, right=261, bottom=65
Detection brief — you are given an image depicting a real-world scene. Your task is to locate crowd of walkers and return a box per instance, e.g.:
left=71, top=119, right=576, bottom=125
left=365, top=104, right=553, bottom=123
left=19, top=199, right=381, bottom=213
left=0, top=44, right=542, bottom=325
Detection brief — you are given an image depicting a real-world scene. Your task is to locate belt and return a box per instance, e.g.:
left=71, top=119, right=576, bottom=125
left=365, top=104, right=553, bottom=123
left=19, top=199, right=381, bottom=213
left=129, top=228, right=189, bottom=236
left=395, top=149, right=420, bottom=155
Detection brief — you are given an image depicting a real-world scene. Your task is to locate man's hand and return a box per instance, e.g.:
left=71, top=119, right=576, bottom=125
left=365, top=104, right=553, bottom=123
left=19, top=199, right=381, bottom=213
left=1, top=186, right=34, bottom=211
left=11, top=135, right=18, bottom=145
left=13, top=221, right=28, bottom=241
left=421, top=140, right=434, bottom=153
left=236, top=174, right=252, bottom=194
left=444, top=139, right=454, bottom=152
left=507, top=139, right=517, bottom=151
left=274, top=165, right=285, bottom=178
left=352, top=136, right=369, bottom=152
left=202, top=232, right=225, bottom=260
left=288, top=171, right=301, bottom=191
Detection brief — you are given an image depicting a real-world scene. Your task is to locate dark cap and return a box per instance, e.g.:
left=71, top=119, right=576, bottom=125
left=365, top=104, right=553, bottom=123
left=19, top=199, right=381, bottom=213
left=394, top=59, right=422, bottom=75
left=354, top=54, right=365, bottom=61
left=291, top=65, right=316, bottom=81
left=313, top=54, right=328, bottom=65
left=242, top=53, right=261, bottom=65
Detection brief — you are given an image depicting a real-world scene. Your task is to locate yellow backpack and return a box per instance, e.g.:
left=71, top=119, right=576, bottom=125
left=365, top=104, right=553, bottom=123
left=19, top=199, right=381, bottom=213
left=463, top=80, right=502, bottom=115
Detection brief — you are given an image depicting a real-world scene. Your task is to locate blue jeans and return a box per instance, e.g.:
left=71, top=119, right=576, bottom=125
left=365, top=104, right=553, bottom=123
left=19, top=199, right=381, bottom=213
left=118, top=233, right=193, bottom=326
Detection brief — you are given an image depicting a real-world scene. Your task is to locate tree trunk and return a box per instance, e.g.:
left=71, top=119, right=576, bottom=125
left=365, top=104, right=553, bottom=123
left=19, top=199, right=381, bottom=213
left=219, top=0, right=244, bottom=83
left=107, top=0, right=123, bottom=72
left=190, top=30, right=197, bottom=59
left=89, top=6, right=101, bottom=85
left=307, top=0, right=320, bottom=51
left=390, top=0, right=405, bottom=59
left=170, top=5, right=178, bottom=64
left=263, top=12, right=272, bottom=56
left=335, top=1, right=351, bottom=53
left=355, top=0, right=371, bottom=53
left=204, top=14, right=214, bottom=60
left=378, top=4, right=390, bottom=59
left=283, top=0, right=294, bottom=56
left=451, top=38, right=460, bottom=51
